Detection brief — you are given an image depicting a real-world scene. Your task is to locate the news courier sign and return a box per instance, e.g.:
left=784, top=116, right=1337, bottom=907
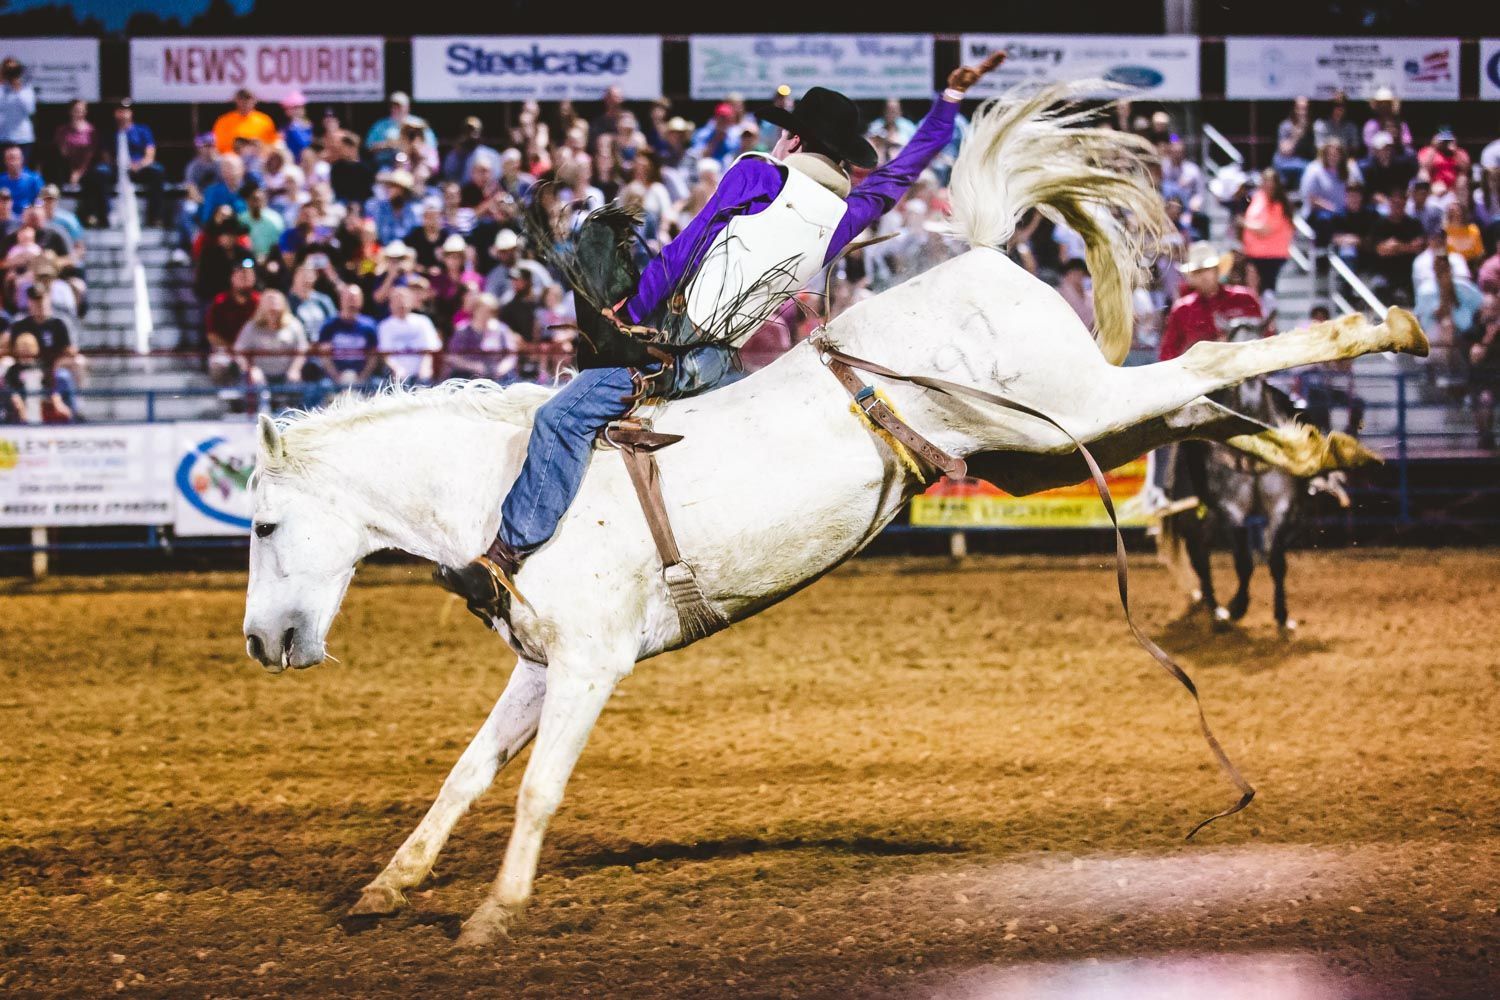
left=412, top=36, right=663, bottom=102
left=0, top=425, right=174, bottom=528
left=130, top=37, right=385, bottom=104
left=689, top=35, right=934, bottom=100
left=958, top=35, right=1200, bottom=101
left=1225, top=37, right=1460, bottom=101
left=0, top=39, right=99, bottom=103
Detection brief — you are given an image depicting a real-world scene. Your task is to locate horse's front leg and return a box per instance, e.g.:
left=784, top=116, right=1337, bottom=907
left=456, top=638, right=631, bottom=947
left=349, top=656, right=547, bottom=918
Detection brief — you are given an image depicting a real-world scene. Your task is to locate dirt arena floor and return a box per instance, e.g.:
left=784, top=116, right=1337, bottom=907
left=1, top=548, right=1496, bottom=998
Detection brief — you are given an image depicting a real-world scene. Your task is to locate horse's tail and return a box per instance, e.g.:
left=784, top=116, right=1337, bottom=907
left=944, top=83, right=1173, bottom=366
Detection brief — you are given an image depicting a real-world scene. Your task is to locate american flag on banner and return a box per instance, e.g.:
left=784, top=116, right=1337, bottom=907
left=1405, top=49, right=1452, bottom=83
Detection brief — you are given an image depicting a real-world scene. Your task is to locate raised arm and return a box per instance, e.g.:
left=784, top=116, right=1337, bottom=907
left=829, top=50, right=1006, bottom=257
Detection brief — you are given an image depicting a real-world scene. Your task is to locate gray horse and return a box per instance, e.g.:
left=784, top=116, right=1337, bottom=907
left=1160, top=318, right=1378, bottom=632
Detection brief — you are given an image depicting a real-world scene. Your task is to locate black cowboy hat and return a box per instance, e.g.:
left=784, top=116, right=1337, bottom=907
left=761, top=87, right=878, bottom=169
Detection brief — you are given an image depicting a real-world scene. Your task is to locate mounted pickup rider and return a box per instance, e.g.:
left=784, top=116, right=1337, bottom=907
left=435, top=51, right=1008, bottom=623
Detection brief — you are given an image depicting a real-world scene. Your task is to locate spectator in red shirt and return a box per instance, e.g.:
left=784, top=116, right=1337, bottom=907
left=1157, top=241, right=1264, bottom=361
left=204, top=258, right=260, bottom=382
left=1416, top=127, right=1470, bottom=193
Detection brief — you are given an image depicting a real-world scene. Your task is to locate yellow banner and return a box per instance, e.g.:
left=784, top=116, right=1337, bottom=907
left=910, top=457, right=1150, bottom=529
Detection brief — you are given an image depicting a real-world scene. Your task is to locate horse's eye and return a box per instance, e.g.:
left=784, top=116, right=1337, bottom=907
left=254, top=522, right=277, bottom=538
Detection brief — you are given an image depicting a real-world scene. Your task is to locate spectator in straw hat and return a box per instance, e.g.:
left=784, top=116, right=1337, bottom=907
left=369, top=169, right=422, bottom=245
left=1363, top=86, right=1413, bottom=154
left=482, top=228, right=521, bottom=301
left=430, top=232, right=480, bottom=335
left=370, top=238, right=418, bottom=310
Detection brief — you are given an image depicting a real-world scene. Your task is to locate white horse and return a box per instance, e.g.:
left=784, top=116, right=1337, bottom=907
left=242, top=90, right=1427, bottom=946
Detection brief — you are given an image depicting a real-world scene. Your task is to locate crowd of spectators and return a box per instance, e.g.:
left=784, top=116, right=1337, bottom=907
left=1, top=56, right=1499, bottom=443
left=1250, top=89, right=1500, bottom=445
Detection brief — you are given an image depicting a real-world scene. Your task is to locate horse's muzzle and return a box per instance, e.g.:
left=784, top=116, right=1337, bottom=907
left=245, top=620, right=323, bottom=672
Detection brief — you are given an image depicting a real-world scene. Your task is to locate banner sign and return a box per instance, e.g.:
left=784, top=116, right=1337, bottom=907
left=0, top=39, right=99, bottom=104
left=959, top=35, right=1200, bottom=100
left=1482, top=40, right=1500, bottom=101
left=0, top=425, right=174, bottom=527
left=1225, top=37, right=1460, bottom=101
left=412, top=35, right=662, bottom=102
left=910, top=459, right=1151, bottom=530
left=171, top=421, right=257, bottom=537
left=130, top=37, right=385, bottom=104
left=689, top=34, right=935, bottom=100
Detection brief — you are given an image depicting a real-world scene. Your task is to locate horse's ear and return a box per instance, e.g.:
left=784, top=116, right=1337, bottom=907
left=257, top=413, right=284, bottom=466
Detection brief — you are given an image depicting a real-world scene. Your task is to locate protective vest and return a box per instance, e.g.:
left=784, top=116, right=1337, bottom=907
left=682, top=152, right=848, bottom=347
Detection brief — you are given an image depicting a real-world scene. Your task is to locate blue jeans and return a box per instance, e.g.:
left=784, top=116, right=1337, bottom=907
left=498, top=366, right=635, bottom=553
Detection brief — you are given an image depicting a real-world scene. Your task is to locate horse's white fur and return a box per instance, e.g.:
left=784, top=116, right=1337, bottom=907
left=243, top=91, right=1427, bottom=945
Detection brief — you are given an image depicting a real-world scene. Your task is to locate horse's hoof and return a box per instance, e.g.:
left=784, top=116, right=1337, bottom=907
left=1279, top=619, right=1299, bottom=637
left=1211, top=606, right=1233, bottom=631
left=455, top=898, right=520, bottom=948
left=347, top=883, right=406, bottom=918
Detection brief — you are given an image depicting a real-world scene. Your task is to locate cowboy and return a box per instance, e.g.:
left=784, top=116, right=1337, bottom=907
left=435, top=52, right=1007, bottom=622
left=1146, top=241, right=1264, bottom=512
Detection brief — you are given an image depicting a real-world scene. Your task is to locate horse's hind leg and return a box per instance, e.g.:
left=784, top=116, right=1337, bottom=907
left=1226, top=526, right=1255, bottom=622
left=1266, top=479, right=1298, bottom=632
left=1182, top=516, right=1219, bottom=616
left=349, top=657, right=547, bottom=918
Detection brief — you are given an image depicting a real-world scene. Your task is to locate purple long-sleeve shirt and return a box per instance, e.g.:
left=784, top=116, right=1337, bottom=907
left=624, top=94, right=960, bottom=324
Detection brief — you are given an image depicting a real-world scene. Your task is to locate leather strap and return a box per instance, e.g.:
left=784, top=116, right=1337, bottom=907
left=822, top=353, right=969, bottom=481
left=617, top=438, right=686, bottom=567
left=601, top=419, right=729, bottom=642
left=816, top=339, right=1255, bottom=840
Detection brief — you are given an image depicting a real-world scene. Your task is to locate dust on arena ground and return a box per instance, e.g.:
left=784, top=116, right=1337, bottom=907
left=1, top=548, right=1495, bottom=999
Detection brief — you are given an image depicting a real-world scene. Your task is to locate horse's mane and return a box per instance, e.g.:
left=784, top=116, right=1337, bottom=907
left=263, top=379, right=556, bottom=475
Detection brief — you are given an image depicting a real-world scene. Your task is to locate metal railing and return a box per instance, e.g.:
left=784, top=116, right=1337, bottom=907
left=1290, top=214, right=1391, bottom=321
left=1201, top=122, right=1245, bottom=171
left=116, top=165, right=155, bottom=354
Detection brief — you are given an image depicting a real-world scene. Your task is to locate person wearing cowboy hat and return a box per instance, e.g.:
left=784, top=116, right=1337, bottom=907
left=370, top=168, right=422, bottom=245
left=1145, top=241, right=1266, bottom=513
left=434, top=50, right=1008, bottom=626
left=1158, top=241, right=1264, bottom=362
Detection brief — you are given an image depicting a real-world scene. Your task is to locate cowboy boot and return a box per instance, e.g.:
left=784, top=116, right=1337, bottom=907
left=433, top=537, right=528, bottom=628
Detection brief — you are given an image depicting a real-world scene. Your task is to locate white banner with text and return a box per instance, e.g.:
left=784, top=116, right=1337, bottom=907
left=412, top=35, right=662, bottom=102
left=1225, top=37, right=1460, bottom=101
left=0, top=424, right=174, bottom=528
left=0, top=39, right=100, bottom=103
left=690, top=34, right=935, bottom=100
left=959, top=34, right=1200, bottom=100
left=130, top=37, right=385, bottom=103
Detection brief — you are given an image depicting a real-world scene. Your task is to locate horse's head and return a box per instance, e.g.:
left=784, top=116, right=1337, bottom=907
left=242, top=414, right=362, bottom=673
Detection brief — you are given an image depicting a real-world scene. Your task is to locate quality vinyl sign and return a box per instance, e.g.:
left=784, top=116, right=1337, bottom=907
left=690, top=35, right=935, bottom=100
left=412, top=36, right=662, bottom=102
left=959, top=35, right=1201, bottom=100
